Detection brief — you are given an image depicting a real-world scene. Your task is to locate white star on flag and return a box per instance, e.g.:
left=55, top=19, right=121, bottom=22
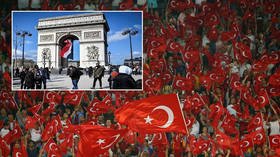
left=144, top=115, right=153, bottom=124
left=96, top=139, right=105, bottom=145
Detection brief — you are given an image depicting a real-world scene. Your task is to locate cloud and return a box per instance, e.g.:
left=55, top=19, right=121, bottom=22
left=108, top=30, right=129, bottom=43
left=25, top=40, right=34, bottom=45
left=133, top=51, right=142, bottom=57
left=12, top=48, right=37, bottom=61
left=133, top=24, right=141, bottom=29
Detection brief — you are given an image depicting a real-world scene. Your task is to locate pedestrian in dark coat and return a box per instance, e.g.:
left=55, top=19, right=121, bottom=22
left=92, top=62, right=105, bottom=89
left=69, top=66, right=83, bottom=89
left=24, top=68, right=35, bottom=89
left=19, top=68, right=27, bottom=89
left=113, top=65, right=136, bottom=89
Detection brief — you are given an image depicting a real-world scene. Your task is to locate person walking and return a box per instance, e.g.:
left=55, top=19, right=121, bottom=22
left=88, top=66, right=93, bottom=78
left=92, top=62, right=105, bottom=89
left=41, top=67, right=49, bottom=89
left=69, top=66, right=83, bottom=89
left=113, top=65, right=137, bottom=89
left=34, top=65, right=42, bottom=89
left=24, top=68, right=35, bottom=89
left=19, top=67, right=27, bottom=89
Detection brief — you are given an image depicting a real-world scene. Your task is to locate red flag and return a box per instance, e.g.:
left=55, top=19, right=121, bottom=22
left=0, top=137, right=10, bottom=157
left=119, top=0, right=134, bottom=10
left=60, top=40, right=72, bottom=58
left=169, top=0, right=194, bottom=12
left=0, top=91, right=18, bottom=110
left=25, top=116, right=37, bottom=130
left=44, top=139, right=61, bottom=156
left=64, top=91, right=84, bottom=105
left=42, top=101, right=56, bottom=115
left=268, top=71, right=280, bottom=87
left=182, top=49, right=200, bottom=64
left=172, top=75, right=193, bottom=91
left=77, top=125, right=127, bottom=156
left=115, top=94, right=188, bottom=134
left=209, top=102, right=225, bottom=128
left=60, top=133, right=73, bottom=154
left=221, top=31, right=237, bottom=42
left=166, top=40, right=183, bottom=53
left=233, top=42, right=252, bottom=63
left=42, top=117, right=62, bottom=142
left=12, top=142, right=28, bottom=157
left=250, top=128, right=266, bottom=145
left=4, top=124, right=22, bottom=144
left=150, top=133, right=168, bottom=146
left=207, top=28, right=219, bottom=41
left=247, top=113, right=263, bottom=132
left=269, top=135, right=280, bottom=149
left=215, top=130, right=232, bottom=149
left=240, top=134, right=253, bottom=152
left=28, top=103, right=42, bottom=115
left=43, top=91, right=60, bottom=104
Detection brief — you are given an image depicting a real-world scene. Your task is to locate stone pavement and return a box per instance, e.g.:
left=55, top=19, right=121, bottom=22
left=12, top=74, right=142, bottom=90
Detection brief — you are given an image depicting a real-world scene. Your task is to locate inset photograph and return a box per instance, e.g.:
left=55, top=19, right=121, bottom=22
left=12, top=11, right=143, bottom=90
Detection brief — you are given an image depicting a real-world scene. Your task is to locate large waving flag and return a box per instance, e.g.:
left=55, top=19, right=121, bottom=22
left=115, top=94, right=188, bottom=134
left=60, top=39, right=72, bottom=58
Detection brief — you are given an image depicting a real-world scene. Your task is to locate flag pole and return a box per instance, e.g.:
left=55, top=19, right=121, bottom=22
left=265, top=90, right=280, bottom=120
left=260, top=111, right=270, bottom=149
left=176, top=94, right=189, bottom=136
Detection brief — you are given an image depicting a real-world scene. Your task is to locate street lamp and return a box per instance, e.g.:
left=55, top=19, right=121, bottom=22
left=17, top=31, right=32, bottom=67
left=122, top=29, right=138, bottom=67
left=108, top=51, right=111, bottom=64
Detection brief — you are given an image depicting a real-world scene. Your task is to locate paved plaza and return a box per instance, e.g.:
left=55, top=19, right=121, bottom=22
left=12, top=73, right=142, bottom=90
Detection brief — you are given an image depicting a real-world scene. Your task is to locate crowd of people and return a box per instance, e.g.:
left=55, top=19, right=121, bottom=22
left=67, top=62, right=141, bottom=90
left=14, top=66, right=51, bottom=89
left=0, top=0, right=279, bottom=157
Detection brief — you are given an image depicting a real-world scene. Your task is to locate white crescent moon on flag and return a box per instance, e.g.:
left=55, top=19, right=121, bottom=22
left=55, top=120, right=59, bottom=127
left=259, top=96, right=266, bottom=104
left=241, top=141, right=249, bottom=147
left=242, top=51, right=249, bottom=58
left=49, top=143, right=56, bottom=151
left=46, top=92, right=52, bottom=100
left=175, top=80, right=183, bottom=87
left=16, top=152, right=21, bottom=157
left=72, top=95, right=78, bottom=101
left=151, top=105, right=174, bottom=128
left=272, top=138, right=279, bottom=144
left=170, top=0, right=176, bottom=8
left=89, top=107, right=95, bottom=113
left=151, top=41, right=159, bottom=47
left=100, top=134, right=120, bottom=149
left=209, top=74, right=216, bottom=80
left=170, top=42, right=177, bottom=51
left=215, top=105, right=220, bottom=113
left=255, top=133, right=263, bottom=141
left=51, top=155, right=56, bottom=157
left=270, top=53, right=279, bottom=61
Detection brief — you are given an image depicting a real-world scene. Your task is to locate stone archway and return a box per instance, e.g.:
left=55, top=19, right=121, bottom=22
left=36, top=13, right=109, bottom=69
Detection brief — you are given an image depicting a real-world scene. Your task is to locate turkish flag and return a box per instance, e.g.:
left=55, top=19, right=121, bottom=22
left=64, top=91, right=84, bottom=105
left=44, top=139, right=61, bottom=156
left=0, top=137, right=10, bottom=157
left=233, top=41, right=252, bottom=63
left=221, top=113, right=238, bottom=135
left=25, top=116, right=37, bottom=130
left=215, top=130, right=232, bottom=149
left=42, top=101, right=57, bottom=115
left=172, top=75, right=193, bottom=92
left=166, top=41, right=183, bottom=53
left=267, top=86, right=280, bottom=97
left=269, top=71, right=280, bottom=87
left=119, top=0, right=134, bottom=10
left=207, top=28, right=219, bottom=41
left=43, top=91, right=60, bottom=104
left=239, top=134, right=253, bottom=152
left=42, top=116, right=62, bottom=142
left=247, top=113, right=263, bottom=132
left=60, top=133, right=73, bottom=154
left=0, top=91, right=18, bottom=110
left=17, top=91, right=33, bottom=106
left=12, top=141, right=28, bottom=157
left=150, top=133, right=168, bottom=146
left=221, top=31, right=237, bottom=42
left=28, top=103, right=42, bottom=115
left=115, top=94, right=188, bottom=134
left=182, top=49, right=200, bottom=64
left=209, top=102, right=225, bottom=128
left=252, top=60, right=268, bottom=72
left=77, top=125, right=127, bottom=156
left=169, top=0, right=194, bottom=12
left=250, top=128, right=266, bottom=145
left=4, top=124, right=22, bottom=144
left=194, top=138, right=211, bottom=155
left=269, top=135, right=280, bottom=149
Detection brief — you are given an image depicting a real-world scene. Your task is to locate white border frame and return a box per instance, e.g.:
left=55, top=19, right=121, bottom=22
left=11, top=10, right=143, bottom=91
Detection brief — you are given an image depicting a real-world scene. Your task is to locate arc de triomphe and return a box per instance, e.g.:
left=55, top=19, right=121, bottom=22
left=36, top=13, right=109, bottom=69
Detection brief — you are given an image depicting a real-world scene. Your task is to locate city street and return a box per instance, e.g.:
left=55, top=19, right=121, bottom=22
left=12, top=73, right=142, bottom=90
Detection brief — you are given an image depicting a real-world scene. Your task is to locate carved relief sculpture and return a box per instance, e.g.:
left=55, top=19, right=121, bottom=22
left=87, top=45, right=99, bottom=61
